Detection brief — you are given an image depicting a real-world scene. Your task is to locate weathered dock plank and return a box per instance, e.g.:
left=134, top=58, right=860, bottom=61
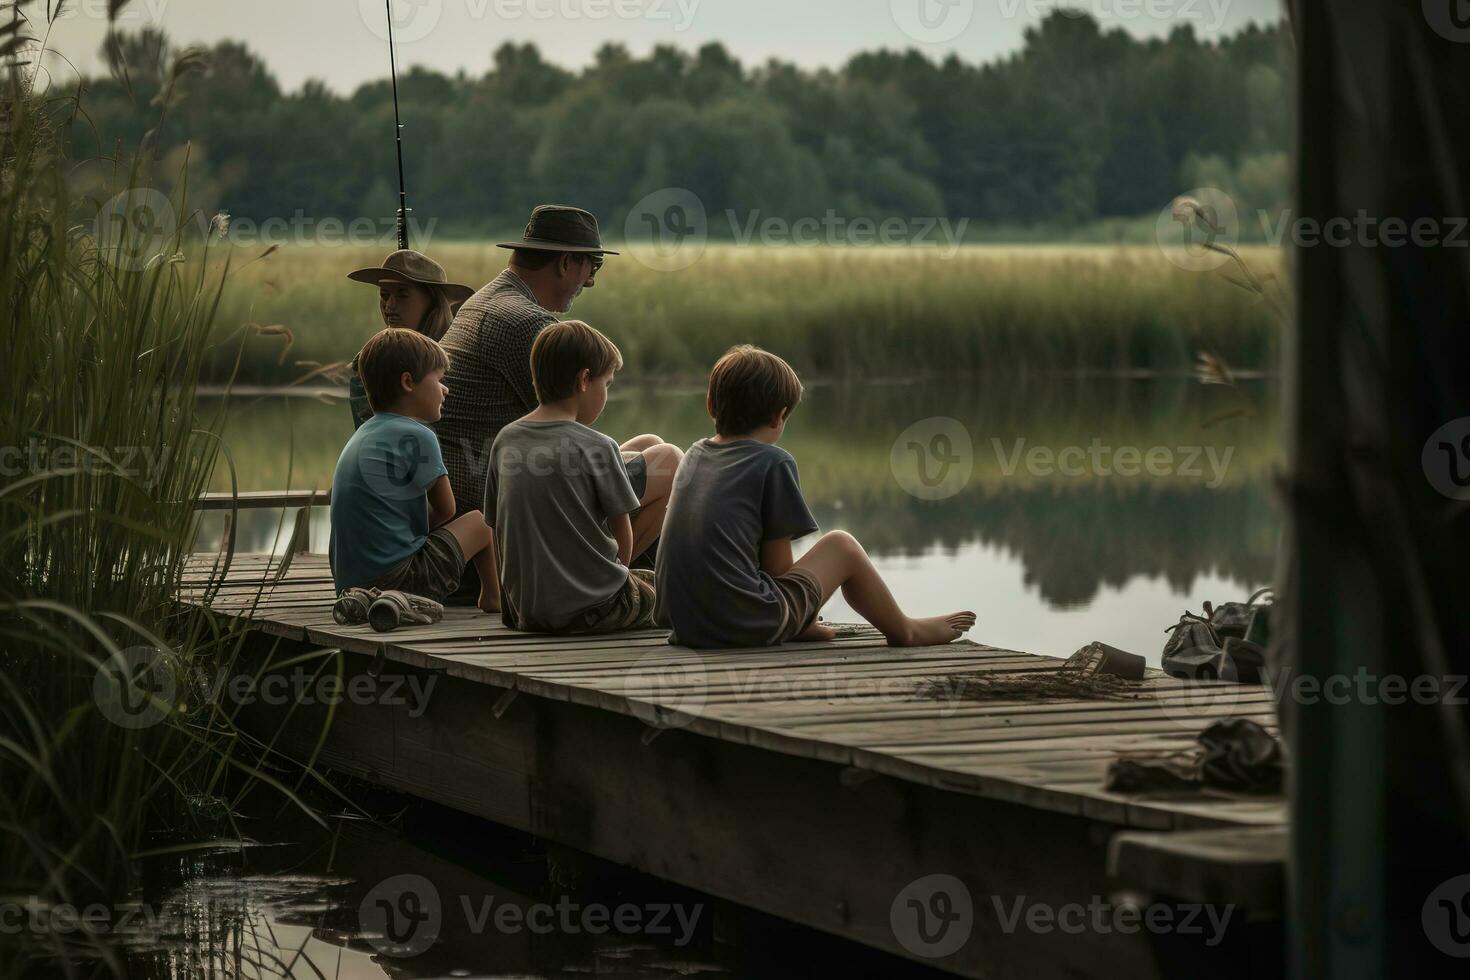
left=179, top=552, right=1286, bottom=977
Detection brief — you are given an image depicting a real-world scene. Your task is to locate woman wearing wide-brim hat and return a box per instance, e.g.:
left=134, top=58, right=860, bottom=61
left=344, top=249, right=475, bottom=428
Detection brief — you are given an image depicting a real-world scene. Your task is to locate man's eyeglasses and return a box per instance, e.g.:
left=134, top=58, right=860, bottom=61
left=586, top=253, right=604, bottom=276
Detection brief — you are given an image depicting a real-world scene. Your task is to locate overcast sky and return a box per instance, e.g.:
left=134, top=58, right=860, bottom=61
left=36, top=0, right=1285, bottom=94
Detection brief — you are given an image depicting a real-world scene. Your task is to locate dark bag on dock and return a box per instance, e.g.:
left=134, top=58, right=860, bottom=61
left=1161, top=589, right=1273, bottom=683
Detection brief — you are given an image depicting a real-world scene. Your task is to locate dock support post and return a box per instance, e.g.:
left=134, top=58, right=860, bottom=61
left=1287, top=2, right=1470, bottom=975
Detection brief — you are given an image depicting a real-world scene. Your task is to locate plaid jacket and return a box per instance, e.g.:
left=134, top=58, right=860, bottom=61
left=434, top=270, right=557, bottom=516
left=347, top=357, right=373, bottom=430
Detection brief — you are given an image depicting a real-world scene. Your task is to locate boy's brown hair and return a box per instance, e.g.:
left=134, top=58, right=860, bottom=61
left=530, top=320, right=623, bottom=402
left=357, top=327, right=450, bottom=411
left=707, top=345, right=804, bottom=437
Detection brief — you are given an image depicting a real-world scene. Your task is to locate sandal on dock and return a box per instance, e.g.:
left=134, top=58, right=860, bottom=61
left=368, top=591, right=445, bottom=633
left=333, top=587, right=381, bottom=626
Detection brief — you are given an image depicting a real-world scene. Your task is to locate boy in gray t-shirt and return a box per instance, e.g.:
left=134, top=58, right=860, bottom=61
left=653, top=437, right=818, bottom=648
left=655, top=346, right=976, bottom=649
left=486, top=321, right=680, bottom=633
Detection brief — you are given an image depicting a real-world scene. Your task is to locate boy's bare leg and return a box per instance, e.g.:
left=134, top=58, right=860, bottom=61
left=793, top=531, right=975, bottom=647
left=621, top=433, right=665, bottom=454
left=630, top=495, right=667, bottom=560
left=442, top=511, right=499, bottom=614
left=634, top=442, right=683, bottom=506
left=794, top=619, right=838, bottom=642
left=622, top=442, right=684, bottom=561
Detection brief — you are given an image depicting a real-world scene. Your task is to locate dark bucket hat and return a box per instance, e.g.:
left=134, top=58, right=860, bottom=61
left=497, top=205, right=620, bottom=255
left=347, top=250, right=475, bottom=306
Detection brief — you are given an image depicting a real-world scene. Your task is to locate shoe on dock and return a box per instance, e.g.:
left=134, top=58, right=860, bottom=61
left=368, top=591, right=445, bottom=633
left=332, top=587, right=381, bottom=626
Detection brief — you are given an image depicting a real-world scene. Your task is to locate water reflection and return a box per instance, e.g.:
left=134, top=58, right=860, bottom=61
left=196, top=376, right=1280, bottom=661
left=120, top=817, right=730, bottom=978
left=118, top=803, right=945, bottom=979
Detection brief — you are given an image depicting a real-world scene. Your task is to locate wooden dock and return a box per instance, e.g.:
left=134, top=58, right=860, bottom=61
left=180, top=551, right=1286, bottom=978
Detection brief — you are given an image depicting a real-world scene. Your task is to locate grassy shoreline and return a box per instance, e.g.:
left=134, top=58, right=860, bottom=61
left=208, top=243, right=1284, bottom=386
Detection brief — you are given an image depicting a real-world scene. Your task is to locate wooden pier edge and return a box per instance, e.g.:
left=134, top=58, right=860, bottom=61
left=187, top=554, right=1287, bottom=977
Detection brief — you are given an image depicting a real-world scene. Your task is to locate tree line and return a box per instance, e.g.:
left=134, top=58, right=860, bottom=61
left=59, top=12, right=1290, bottom=239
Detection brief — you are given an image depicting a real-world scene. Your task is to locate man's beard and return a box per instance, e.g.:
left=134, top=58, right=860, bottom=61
left=561, top=286, right=584, bottom=313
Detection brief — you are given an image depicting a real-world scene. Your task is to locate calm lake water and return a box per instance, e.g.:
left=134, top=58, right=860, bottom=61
left=119, top=796, right=953, bottom=978
left=197, top=374, right=1280, bottom=665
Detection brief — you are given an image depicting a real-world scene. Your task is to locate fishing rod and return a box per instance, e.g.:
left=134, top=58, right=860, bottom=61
left=385, top=0, right=410, bottom=250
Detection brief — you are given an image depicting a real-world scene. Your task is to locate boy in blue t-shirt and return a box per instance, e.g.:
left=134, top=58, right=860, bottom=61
left=329, top=328, right=499, bottom=613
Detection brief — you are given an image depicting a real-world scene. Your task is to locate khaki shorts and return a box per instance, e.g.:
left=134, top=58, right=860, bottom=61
left=370, top=526, right=465, bottom=601
left=769, top=567, right=824, bottom=645
left=562, top=568, right=658, bottom=635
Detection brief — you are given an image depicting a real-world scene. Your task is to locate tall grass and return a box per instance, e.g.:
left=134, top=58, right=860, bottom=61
left=210, top=242, right=1284, bottom=386
left=0, top=60, right=317, bottom=978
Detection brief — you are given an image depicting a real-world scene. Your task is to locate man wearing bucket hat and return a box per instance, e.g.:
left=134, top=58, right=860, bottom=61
left=344, top=249, right=475, bottom=429
left=434, top=205, right=681, bottom=600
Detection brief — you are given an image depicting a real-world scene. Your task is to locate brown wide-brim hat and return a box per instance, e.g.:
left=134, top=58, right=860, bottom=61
left=496, top=204, right=619, bottom=255
left=347, top=249, right=476, bottom=306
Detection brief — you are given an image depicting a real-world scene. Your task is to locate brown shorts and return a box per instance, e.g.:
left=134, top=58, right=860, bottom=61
left=769, top=567, right=824, bottom=644
left=370, top=526, right=465, bottom=601
left=562, top=569, right=658, bottom=635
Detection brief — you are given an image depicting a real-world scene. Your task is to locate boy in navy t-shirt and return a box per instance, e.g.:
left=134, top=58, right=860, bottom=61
left=329, top=328, right=499, bottom=613
left=654, top=345, right=976, bottom=649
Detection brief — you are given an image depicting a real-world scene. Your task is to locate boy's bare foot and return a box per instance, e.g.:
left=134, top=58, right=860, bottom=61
left=478, top=594, right=501, bottom=616
left=886, top=612, right=976, bottom=647
left=794, top=621, right=837, bottom=642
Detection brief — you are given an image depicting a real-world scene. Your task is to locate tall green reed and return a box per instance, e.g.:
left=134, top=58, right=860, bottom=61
left=0, top=34, right=321, bottom=978
left=207, top=241, right=1285, bottom=386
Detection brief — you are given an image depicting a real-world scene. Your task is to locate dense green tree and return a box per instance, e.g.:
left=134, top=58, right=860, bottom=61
left=58, top=12, right=1291, bottom=237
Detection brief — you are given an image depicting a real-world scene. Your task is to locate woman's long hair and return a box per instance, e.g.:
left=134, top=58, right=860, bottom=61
left=418, top=284, right=457, bottom=342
